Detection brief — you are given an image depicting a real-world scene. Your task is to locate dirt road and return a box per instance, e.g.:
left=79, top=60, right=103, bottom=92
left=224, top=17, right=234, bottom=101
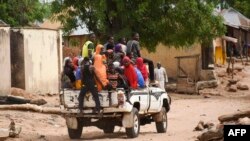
left=1, top=63, right=250, bottom=141
left=1, top=94, right=250, bottom=141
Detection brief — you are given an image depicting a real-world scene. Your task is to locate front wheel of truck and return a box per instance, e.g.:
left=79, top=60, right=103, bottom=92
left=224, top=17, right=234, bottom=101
left=125, top=108, right=140, bottom=138
left=155, top=107, right=168, bottom=133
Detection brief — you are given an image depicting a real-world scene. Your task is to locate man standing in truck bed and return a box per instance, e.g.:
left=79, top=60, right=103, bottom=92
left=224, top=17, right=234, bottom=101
left=127, top=32, right=155, bottom=82
left=78, top=57, right=100, bottom=114
left=82, top=33, right=96, bottom=59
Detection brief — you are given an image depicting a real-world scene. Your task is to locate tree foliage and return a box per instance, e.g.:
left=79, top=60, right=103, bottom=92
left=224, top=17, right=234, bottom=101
left=0, top=0, right=50, bottom=27
left=51, top=0, right=225, bottom=51
left=226, top=0, right=250, bottom=18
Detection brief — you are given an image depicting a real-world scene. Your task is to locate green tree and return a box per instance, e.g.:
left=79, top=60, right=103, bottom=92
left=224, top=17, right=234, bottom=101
left=0, top=0, right=50, bottom=27
left=226, top=0, right=250, bottom=18
left=51, top=0, right=225, bottom=51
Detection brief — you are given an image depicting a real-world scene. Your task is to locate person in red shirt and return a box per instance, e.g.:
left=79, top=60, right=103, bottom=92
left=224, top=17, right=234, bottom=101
left=136, top=57, right=148, bottom=82
left=123, top=57, right=138, bottom=89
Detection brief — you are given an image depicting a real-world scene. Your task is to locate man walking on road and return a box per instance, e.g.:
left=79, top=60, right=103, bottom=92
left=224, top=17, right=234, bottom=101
left=154, top=62, right=168, bottom=91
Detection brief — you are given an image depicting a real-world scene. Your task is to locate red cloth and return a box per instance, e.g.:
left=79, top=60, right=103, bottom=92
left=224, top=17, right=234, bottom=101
left=123, top=57, right=138, bottom=89
left=136, top=57, right=148, bottom=81
left=72, top=57, right=79, bottom=70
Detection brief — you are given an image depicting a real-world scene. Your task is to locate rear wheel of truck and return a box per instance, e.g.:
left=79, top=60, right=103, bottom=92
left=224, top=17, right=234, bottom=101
left=155, top=107, right=168, bottom=133
left=125, top=108, right=140, bottom=138
left=67, top=119, right=83, bottom=139
left=103, top=125, right=115, bottom=133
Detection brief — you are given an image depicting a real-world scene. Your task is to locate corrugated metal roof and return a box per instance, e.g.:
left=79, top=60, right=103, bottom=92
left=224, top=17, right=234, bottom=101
left=0, top=19, right=8, bottom=26
left=69, top=23, right=91, bottom=36
left=220, top=8, right=250, bottom=29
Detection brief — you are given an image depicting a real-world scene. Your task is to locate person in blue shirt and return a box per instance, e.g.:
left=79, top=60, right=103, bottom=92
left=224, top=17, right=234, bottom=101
left=135, top=67, right=145, bottom=88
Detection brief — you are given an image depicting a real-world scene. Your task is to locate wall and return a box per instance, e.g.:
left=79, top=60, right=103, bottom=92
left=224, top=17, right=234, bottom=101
left=0, top=27, right=11, bottom=96
left=141, top=43, right=201, bottom=80
left=11, top=28, right=62, bottom=94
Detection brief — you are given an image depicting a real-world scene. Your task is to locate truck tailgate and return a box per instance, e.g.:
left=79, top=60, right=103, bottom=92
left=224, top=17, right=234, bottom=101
left=62, top=89, right=118, bottom=108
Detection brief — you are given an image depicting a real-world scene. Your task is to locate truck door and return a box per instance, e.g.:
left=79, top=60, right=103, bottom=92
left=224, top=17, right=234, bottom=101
left=148, top=88, right=162, bottom=112
left=132, top=89, right=150, bottom=113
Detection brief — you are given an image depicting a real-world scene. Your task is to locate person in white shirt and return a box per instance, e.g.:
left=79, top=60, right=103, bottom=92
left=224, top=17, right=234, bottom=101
left=154, top=62, right=168, bottom=91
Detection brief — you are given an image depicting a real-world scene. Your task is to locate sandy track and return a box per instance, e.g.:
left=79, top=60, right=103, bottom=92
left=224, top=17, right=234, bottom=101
left=1, top=95, right=250, bottom=141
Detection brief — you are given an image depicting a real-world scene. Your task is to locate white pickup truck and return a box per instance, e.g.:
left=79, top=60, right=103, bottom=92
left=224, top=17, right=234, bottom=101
left=60, top=86, right=171, bottom=139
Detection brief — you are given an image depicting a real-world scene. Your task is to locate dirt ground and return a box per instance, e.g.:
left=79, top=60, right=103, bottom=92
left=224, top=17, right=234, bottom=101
left=1, top=62, right=250, bottom=141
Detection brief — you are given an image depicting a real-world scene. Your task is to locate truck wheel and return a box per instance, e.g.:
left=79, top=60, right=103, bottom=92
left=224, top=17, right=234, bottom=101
left=125, top=108, right=140, bottom=138
left=103, top=126, right=115, bottom=133
left=67, top=120, right=83, bottom=139
left=155, top=107, right=168, bottom=133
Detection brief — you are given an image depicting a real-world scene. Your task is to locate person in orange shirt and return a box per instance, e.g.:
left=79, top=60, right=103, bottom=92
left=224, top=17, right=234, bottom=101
left=93, top=44, right=109, bottom=91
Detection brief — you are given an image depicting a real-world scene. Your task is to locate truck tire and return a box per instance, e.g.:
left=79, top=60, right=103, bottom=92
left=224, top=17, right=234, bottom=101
left=155, top=107, right=168, bottom=133
left=103, top=125, right=115, bottom=133
left=125, top=108, right=140, bottom=138
left=67, top=120, right=83, bottom=139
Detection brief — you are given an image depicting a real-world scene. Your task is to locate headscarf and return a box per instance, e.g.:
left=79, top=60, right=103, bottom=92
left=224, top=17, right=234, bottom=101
left=95, top=44, right=103, bottom=55
left=63, top=58, right=76, bottom=83
left=78, top=57, right=83, bottom=66
left=123, top=57, right=138, bottom=89
left=114, top=44, right=122, bottom=53
left=63, top=57, right=71, bottom=67
left=113, top=61, right=120, bottom=68
left=72, top=57, right=79, bottom=70
left=75, top=57, right=83, bottom=81
left=95, top=44, right=106, bottom=63
left=94, top=44, right=109, bottom=91
left=136, top=57, right=148, bottom=81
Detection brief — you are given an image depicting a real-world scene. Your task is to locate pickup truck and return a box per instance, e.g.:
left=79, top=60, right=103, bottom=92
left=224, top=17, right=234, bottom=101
left=60, top=86, right=171, bottom=139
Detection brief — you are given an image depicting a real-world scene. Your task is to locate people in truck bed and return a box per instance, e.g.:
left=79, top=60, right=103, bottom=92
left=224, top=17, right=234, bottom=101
left=136, top=57, right=148, bottom=82
left=135, top=67, right=145, bottom=88
left=63, top=57, right=76, bottom=88
left=103, top=35, right=115, bottom=52
left=105, top=49, right=114, bottom=68
left=94, top=44, right=109, bottom=92
left=113, top=44, right=125, bottom=64
left=82, top=33, right=96, bottom=59
left=123, top=56, right=138, bottom=89
left=75, top=57, right=83, bottom=90
left=72, top=57, right=79, bottom=71
left=118, top=37, right=127, bottom=55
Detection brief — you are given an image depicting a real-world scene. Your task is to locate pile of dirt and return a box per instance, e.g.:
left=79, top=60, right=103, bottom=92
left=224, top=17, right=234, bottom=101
left=10, top=87, right=37, bottom=99
left=211, top=63, right=250, bottom=96
left=196, top=110, right=250, bottom=141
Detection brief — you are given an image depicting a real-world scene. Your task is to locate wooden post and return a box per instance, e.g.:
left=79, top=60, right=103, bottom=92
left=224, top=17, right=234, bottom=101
left=239, top=28, right=244, bottom=65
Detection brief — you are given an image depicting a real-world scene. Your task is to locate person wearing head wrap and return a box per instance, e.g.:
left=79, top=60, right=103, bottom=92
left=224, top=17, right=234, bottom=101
left=75, top=57, right=83, bottom=89
left=94, top=44, right=109, bottom=91
left=72, top=57, right=79, bottom=70
left=123, top=57, right=138, bottom=89
left=63, top=57, right=76, bottom=88
left=113, top=44, right=125, bottom=64
left=136, top=57, right=148, bottom=82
